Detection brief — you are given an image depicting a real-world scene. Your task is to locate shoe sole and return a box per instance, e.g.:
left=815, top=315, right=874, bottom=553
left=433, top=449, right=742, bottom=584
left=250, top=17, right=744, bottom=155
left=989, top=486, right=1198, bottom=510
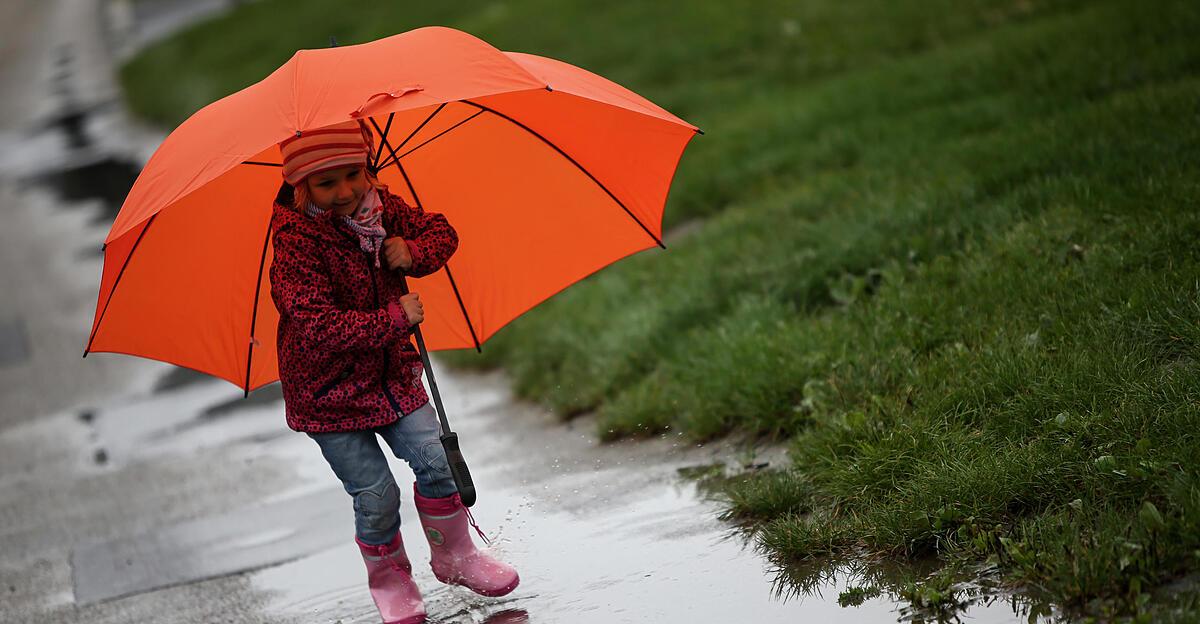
left=384, top=615, right=426, bottom=624
left=435, top=572, right=520, bottom=597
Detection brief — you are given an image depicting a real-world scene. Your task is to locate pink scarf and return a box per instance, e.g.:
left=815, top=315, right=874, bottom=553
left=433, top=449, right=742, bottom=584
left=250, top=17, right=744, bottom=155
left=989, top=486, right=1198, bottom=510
left=305, top=189, right=387, bottom=266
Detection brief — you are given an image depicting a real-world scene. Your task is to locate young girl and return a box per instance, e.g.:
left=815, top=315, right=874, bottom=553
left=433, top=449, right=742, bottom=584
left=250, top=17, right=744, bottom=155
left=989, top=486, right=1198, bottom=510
left=268, top=120, right=519, bottom=624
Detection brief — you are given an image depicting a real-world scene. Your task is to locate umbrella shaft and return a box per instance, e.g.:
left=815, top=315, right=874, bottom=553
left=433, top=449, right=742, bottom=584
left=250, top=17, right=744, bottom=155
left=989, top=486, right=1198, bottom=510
left=411, top=324, right=451, bottom=436
left=397, top=274, right=452, bottom=437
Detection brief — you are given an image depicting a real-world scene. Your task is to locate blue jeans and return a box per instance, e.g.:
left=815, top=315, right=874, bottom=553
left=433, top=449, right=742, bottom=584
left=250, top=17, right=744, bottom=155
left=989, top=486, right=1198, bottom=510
left=307, top=402, right=458, bottom=545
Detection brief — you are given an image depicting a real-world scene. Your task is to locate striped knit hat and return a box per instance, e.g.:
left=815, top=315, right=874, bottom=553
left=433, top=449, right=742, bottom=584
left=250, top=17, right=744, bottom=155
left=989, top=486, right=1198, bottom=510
left=279, top=120, right=373, bottom=186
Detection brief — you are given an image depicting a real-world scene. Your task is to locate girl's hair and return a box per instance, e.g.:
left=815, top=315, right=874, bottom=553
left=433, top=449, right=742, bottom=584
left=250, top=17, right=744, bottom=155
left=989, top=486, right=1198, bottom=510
left=292, top=166, right=387, bottom=210
left=292, top=179, right=309, bottom=210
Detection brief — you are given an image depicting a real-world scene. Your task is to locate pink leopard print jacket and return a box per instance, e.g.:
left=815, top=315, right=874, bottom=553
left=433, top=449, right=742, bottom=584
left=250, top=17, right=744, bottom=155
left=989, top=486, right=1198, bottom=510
left=269, top=187, right=458, bottom=433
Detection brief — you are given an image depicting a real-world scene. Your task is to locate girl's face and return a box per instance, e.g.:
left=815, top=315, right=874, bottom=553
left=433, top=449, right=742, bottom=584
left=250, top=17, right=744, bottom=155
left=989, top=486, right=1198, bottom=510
left=305, top=165, right=369, bottom=216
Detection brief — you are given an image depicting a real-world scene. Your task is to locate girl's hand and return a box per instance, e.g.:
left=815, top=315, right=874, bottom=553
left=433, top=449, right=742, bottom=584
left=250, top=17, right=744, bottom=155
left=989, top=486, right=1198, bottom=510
left=383, top=237, right=414, bottom=271
left=400, top=292, right=423, bottom=325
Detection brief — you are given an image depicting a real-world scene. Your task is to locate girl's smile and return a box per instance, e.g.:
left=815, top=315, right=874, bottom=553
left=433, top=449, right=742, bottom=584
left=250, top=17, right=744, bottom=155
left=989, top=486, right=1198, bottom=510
left=306, top=165, right=369, bottom=215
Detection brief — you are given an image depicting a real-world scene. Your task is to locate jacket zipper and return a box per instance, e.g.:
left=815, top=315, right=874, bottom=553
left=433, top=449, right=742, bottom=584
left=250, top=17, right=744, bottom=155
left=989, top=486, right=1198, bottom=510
left=367, top=249, right=403, bottom=413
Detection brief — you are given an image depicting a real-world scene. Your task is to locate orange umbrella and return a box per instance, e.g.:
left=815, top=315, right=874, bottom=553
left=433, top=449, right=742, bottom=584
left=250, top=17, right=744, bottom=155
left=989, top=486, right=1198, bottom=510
left=85, top=26, right=699, bottom=394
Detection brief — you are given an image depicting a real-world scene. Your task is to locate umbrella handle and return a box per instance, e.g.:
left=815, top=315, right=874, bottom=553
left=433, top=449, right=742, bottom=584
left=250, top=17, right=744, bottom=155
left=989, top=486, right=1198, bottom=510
left=351, top=86, right=424, bottom=117
left=440, top=432, right=477, bottom=507
left=414, top=323, right=478, bottom=507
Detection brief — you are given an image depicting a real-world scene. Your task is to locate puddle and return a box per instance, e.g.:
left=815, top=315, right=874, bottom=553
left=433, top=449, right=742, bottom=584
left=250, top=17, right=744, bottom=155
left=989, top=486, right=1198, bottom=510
left=768, top=558, right=1062, bottom=624
left=31, top=154, right=141, bottom=224
left=253, top=481, right=853, bottom=624
left=17, top=41, right=144, bottom=226
left=151, top=366, right=214, bottom=393
left=250, top=465, right=1059, bottom=624
left=200, top=383, right=283, bottom=419
left=242, top=366, right=1064, bottom=624
left=680, top=468, right=1065, bottom=623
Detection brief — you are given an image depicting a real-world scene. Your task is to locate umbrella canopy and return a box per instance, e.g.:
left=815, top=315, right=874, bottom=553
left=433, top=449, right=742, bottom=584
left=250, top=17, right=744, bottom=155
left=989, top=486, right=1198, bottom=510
left=86, top=26, right=699, bottom=393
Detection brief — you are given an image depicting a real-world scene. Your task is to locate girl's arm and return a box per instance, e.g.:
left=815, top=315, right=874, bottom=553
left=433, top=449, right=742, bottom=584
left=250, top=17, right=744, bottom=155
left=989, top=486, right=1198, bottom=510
left=381, top=191, right=459, bottom=277
left=270, top=229, right=410, bottom=353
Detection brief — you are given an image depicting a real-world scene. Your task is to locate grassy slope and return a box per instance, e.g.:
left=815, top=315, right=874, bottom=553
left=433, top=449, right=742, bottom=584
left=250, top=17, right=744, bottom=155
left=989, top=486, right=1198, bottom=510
left=122, top=0, right=1200, bottom=616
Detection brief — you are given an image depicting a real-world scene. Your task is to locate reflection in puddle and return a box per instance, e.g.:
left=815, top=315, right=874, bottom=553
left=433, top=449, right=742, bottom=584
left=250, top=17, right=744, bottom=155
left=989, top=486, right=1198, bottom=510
left=681, top=466, right=1064, bottom=623
left=769, top=558, right=1062, bottom=623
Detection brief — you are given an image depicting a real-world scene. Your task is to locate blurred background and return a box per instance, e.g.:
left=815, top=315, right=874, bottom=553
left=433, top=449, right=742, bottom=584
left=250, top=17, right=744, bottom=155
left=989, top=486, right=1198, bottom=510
left=2, top=0, right=1198, bottom=622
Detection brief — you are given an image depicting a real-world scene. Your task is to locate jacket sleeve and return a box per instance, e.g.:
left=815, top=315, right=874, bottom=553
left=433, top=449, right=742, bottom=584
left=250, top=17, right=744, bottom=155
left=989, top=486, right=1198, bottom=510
left=270, top=228, right=409, bottom=353
left=382, top=191, right=459, bottom=278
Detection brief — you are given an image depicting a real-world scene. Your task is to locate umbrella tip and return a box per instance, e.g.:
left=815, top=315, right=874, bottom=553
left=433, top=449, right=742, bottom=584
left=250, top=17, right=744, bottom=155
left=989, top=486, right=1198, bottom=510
left=329, top=36, right=338, bottom=47
left=695, top=128, right=705, bottom=135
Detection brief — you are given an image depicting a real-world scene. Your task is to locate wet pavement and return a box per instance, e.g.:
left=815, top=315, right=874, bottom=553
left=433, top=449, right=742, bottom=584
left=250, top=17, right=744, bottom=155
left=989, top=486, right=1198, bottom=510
left=0, top=1, right=1063, bottom=623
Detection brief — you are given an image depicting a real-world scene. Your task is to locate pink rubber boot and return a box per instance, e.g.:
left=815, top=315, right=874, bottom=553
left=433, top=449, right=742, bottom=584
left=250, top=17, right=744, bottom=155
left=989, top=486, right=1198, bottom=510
left=355, top=532, right=427, bottom=624
left=413, top=485, right=520, bottom=597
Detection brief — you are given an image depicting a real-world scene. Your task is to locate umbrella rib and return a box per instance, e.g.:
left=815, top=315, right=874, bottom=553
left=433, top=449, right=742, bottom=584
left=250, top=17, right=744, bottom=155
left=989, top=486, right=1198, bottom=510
left=375, top=109, right=483, bottom=172
left=398, top=103, right=447, bottom=152
left=371, top=104, right=445, bottom=171
left=242, top=222, right=273, bottom=397
left=381, top=103, right=448, bottom=169
left=459, top=99, right=665, bottom=249
left=243, top=160, right=282, bottom=167
left=370, top=112, right=396, bottom=170
left=442, top=263, right=482, bottom=353
left=83, top=213, right=159, bottom=357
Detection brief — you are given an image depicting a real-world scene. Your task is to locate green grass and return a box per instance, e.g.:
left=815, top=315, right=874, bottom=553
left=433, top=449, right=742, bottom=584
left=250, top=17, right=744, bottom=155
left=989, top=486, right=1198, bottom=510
left=122, top=0, right=1200, bottom=618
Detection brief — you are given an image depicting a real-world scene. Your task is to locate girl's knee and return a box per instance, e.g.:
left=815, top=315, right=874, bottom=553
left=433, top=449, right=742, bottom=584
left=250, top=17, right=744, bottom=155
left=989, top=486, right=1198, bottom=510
left=414, top=440, right=457, bottom=498
left=354, top=480, right=401, bottom=533
left=418, top=439, right=450, bottom=475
